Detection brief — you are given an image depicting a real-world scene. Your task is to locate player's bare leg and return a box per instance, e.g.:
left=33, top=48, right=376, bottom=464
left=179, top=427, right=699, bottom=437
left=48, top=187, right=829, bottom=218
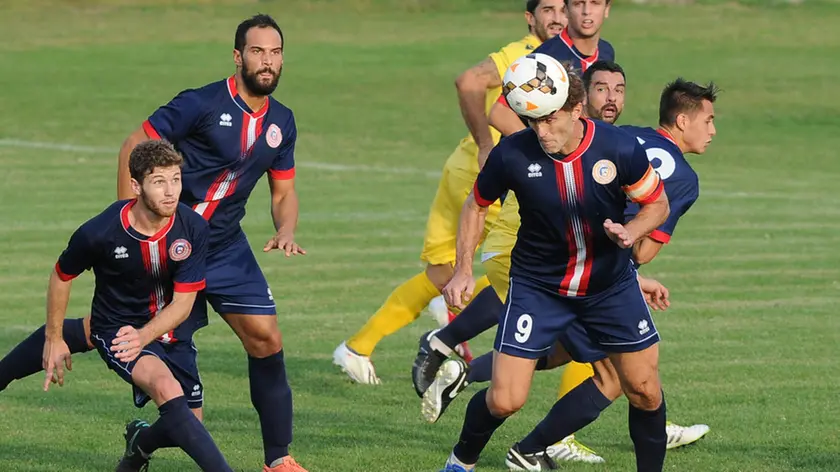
left=609, top=344, right=667, bottom=472
left=118, top=355, right=232, bottom=472
left=222, top=313, right=306, bottom=472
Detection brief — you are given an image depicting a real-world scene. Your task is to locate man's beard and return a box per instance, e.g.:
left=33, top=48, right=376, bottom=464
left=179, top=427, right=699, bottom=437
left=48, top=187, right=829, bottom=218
left=242, top=60, right=282, bottom=96
left=140, top=191, right=176, bottom=218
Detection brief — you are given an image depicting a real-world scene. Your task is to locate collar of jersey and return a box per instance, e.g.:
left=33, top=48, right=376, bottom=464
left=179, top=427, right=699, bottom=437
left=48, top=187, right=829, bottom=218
left=226, top=75, right=270, bottom=118
left=542, top=118, right=595, bottom=164
left=120, top=199, right=176, bottom=243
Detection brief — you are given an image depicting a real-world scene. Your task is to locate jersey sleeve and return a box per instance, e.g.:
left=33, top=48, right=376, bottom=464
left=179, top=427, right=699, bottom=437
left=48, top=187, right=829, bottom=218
left=489, top=42, right=529, bottom=81
left=619, top=139, right=664, bottom=205
left=473, top=146, right=509, bottom=207
left=268, top=113, right=297, bottom=180
left=173, top=221, right=209, bottom=293
left=55, top=224, right=96, bottom=281
left=649, top=180, right=699, bottom=243
left=143, top=89, right=205, bottom=144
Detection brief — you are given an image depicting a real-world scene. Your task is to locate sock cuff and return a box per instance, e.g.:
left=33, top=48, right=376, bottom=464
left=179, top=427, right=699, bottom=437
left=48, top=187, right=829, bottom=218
left=628, top=397, right=666, bottom=417
left=248, top=349, right=285, bottom=366
left=159, top=395, right=189, bottom=414
left=580, top=378, right=613, bottom=411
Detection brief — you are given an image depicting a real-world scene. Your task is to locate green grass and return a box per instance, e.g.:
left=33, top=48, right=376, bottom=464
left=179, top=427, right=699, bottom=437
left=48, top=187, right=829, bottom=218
left=1, top=1, right=840, bottom=471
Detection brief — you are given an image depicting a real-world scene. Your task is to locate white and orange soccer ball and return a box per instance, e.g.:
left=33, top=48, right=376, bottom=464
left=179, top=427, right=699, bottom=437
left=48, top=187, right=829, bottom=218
left=502, top=53, right=570, bottom=119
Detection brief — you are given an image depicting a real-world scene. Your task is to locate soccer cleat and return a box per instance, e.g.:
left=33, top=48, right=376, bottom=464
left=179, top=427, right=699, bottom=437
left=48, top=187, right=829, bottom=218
left=427, top=295, right=450, bottom=327
left=666, top=421, right=710, bottom=449
left=505, top=444, right=558, bottom=471
left=439, top=452, right=475, bottom=472
left=545, top=435, right=605, bottom=463
left=115, top=419, right=150, bottom=472
left=422, top=358, right=469, bottom=423
left=263, top=456, right=309, bottom=472
left=412, top=330, right=449, bottom=397
left=333, top=342, right=381, bottom=385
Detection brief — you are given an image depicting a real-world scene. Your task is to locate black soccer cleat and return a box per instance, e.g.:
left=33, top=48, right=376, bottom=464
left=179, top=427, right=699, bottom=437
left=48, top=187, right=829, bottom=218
left=115, top=419, right=151, bottom=472
left=412, top=329, right=449, bottom=398
left=505, top=444, right=559, bottom=471
left=421, top=358, right=469, bottom=423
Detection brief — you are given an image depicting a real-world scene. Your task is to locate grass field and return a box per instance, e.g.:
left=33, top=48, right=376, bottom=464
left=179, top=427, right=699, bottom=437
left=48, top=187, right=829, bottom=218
left=1, top=1, right=840, bottom=471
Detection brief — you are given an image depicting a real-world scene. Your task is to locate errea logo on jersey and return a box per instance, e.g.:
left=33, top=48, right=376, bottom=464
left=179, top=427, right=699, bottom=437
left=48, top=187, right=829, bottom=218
left=114, top=246, right=129, bottom=260
left=527, top=163, right=542, bottom=178
left=219, top=113, right=232, bottom=127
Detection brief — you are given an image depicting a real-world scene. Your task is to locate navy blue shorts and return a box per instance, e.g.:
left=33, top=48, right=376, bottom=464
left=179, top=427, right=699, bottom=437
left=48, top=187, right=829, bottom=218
left=205, top=235, right=276, bottom=316
left=91, top=331, right=203, bottom=409
left=494, top=271, right=659, bottom=360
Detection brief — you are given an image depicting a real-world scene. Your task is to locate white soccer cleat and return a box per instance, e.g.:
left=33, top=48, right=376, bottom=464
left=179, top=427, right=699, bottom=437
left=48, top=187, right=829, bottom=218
left=427, top=295, right=450, bottom=327
left=332, top=342, right=381, bottom=385
left=546, top=435, right=605, bottom=463
left=666, top=421, right=710, bottom=449
left=422, top=358, right=469, bottom=423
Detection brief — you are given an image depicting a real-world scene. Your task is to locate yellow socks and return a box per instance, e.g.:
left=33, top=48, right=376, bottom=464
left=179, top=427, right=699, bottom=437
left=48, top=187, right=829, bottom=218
left=557, top=361, right=595, bottom=399
left=347, top=271, right=440, bottom=356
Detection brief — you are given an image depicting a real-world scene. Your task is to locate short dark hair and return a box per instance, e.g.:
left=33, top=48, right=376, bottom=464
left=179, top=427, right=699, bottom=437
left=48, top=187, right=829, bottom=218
left=526, top=0, right=541, bottom=14
left=235, top=14, right=284, bottom=53
left=582, top=61, right=625, bottom=90
left=564, top=0, right=611, bottom=4
left=129, top=140, right=183, bottom=184
left=659, top=78, right=720, bottom=126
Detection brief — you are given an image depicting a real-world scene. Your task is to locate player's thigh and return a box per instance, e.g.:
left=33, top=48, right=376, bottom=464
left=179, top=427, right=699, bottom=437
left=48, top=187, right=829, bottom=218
left=481, top=253, right=511, bottom=302
left=487, top=350, right=537, bottom=418
left=420, top=165, right=465, bottom=265
left=494, top=277, right=574, bottom=362
left=608, top=344, right=662, bottom=410
left=131, top=352, right=186, bottom=406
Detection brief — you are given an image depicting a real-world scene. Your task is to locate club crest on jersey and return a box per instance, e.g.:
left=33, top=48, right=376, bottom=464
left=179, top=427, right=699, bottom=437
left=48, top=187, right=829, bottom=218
left=592, top=159, right=617, bottom=185
left=266, top=124, right=283, bottom=148
left=169, top=239, right=192, bottom=261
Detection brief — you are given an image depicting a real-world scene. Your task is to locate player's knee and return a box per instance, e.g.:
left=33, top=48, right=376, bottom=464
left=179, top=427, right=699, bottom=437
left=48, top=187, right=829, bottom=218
left=242, top=324, right=283, bottom=358
left=622, top=376, right=662, bottom=410
left=486, top=386, right=527, bottom=418
left=147, top=371, right=185, bottom=405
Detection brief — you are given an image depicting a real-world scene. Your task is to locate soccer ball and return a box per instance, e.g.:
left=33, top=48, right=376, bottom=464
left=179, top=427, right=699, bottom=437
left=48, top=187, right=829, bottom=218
left=502, top=53, right=570, bottom=119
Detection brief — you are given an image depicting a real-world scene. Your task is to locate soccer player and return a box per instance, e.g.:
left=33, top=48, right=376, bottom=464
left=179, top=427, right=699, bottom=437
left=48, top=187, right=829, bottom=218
left=490, top=0, right=614, bottom=138
left=42, top=140, right=233, bottom=472
left=332, top=0, right=568, bottom=385
left=437, top=57, right=671, bottom=472
left=0, top=14, right=307, bottom=472
left=428, top=69, right=720, bottom=469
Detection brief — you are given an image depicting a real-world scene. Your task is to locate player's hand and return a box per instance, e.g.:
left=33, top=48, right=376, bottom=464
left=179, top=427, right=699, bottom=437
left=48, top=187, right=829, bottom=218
left=443, top=270, right=475, bottom=310
left=42, top=339, right=72, bottom=392
left=638, top=275, right=670, bottom=311
left=111, top=326, right=146, bottom=362
left=264, top=231, right=306, bottom=257
left=603, top=219, right=634, bottom=249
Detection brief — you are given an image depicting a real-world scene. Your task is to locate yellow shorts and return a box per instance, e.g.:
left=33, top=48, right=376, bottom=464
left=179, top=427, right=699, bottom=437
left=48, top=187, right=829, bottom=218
left=481, top=253, right=511, bottom=302
left=420, top=153, right=501, bottom=266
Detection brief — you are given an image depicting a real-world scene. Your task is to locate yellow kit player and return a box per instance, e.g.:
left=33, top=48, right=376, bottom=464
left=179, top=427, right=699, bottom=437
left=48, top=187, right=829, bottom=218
left=333, top=0, right=567, bottom=384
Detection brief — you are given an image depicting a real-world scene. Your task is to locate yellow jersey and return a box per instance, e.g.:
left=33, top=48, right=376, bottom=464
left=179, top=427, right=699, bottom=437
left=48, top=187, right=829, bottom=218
left=446, top=35, right=542, bottom=175
left=482, top=190, right=521, bottom=257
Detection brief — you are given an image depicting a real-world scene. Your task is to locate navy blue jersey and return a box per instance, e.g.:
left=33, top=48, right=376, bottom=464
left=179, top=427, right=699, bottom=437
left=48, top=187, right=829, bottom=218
left=55, top=201, right=209, bottom=342
left=142, top=76, right=296, bottom=250
left=534, top=28, right=615, bottom=75
left=474, top=119, right=663, bottom=296
left=620, top=126, right=699, bottom=243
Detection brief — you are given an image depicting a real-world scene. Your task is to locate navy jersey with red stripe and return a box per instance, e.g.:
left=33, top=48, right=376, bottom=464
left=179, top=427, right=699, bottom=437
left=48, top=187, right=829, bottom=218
left=534, top=28, right=615, bottom=74
left=620, top=126, right=699, bottom=244
left=142, top=76, right=296, bottom=249
left=474, top=119, right=663, bottom=296
left=55, top=201, right=209, bottom=342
